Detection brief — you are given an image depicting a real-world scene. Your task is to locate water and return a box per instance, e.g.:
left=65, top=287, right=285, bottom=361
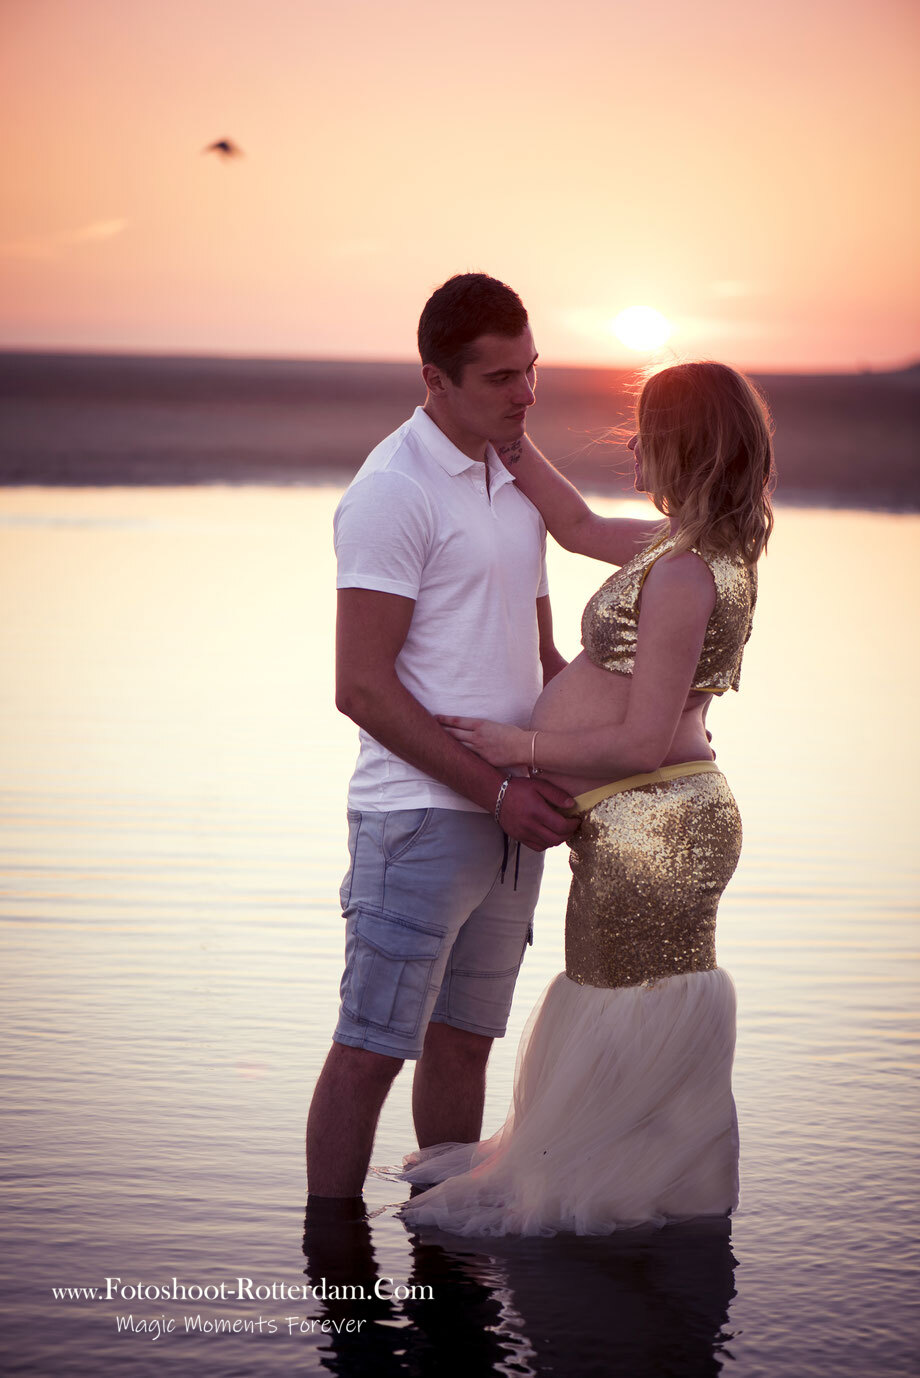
left=1, top=487, right=917, bottom=1376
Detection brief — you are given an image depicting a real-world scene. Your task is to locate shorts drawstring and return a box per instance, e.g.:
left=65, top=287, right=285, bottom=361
left=499, top=833, right=522, bottom=892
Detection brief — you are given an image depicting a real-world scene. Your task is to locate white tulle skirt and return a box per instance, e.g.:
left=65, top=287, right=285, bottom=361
left=400, top=967, right=738, bottom=1238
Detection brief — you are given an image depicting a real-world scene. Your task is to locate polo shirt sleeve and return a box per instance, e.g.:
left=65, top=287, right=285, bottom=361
left=334, top=471, right=432, bottom=600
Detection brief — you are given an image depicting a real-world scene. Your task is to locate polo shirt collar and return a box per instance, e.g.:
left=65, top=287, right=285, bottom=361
left=410, top=406, right=517, bottom=492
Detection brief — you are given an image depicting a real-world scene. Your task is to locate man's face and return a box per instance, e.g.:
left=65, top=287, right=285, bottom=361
left=442, top=327, right=538, bottom=446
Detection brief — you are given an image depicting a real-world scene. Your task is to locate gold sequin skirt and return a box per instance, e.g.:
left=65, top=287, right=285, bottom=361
left=400, top=765, right=742, bottom=1237
left=566, top=762, right=742, bottom=989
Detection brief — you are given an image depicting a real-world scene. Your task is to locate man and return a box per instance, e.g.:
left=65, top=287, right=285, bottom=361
left=306, top=273, right=577, bottom=1199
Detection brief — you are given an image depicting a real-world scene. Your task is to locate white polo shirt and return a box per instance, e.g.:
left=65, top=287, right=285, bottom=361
left=334, top=406, right=549, bottom=812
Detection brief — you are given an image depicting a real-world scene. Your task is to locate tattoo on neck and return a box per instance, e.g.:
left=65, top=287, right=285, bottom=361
left=499, top=440, right=523, bottom=465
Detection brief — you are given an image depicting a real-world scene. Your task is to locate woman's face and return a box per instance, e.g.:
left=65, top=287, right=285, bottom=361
left=628, top=432, right=645, bottom=492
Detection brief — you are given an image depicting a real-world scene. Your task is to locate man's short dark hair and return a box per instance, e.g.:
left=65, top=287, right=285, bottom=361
left=418, top=273, right=528, bottom=384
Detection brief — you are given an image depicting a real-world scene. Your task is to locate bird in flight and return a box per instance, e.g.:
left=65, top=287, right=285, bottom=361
left=203, top=139, right=243, bottom=159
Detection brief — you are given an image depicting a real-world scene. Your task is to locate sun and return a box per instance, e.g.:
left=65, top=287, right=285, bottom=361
left=611, top=305, right=672, bottom=352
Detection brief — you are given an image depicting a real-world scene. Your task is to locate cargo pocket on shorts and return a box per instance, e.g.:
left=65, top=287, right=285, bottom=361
left=341, top=906, right=445, bottom=1039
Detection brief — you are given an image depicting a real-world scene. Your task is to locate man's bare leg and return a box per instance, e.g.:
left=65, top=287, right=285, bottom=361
left=306, top=1042, right=403, bottom=1197
left=412, top=1021, right=493, bottom=1148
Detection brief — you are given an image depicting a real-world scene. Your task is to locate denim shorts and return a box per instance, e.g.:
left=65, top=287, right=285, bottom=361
left=333, top=808, right=544, bottom=1060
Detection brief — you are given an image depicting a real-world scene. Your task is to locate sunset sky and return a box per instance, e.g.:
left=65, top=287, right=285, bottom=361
left=2, top=0, right=918, bottom=371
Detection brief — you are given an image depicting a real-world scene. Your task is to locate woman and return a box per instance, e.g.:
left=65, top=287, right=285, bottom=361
left=400, top=361, right=775, bottom=1237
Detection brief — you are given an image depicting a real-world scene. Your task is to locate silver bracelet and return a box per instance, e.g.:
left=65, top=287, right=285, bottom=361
left=494, top=774, right=513, bottom=823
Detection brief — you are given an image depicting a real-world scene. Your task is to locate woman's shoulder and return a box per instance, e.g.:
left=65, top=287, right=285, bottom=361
left=684, top=542, right=756, bottom=600
left=707, top=545, right=756, bottom=590
left=642, top=545, right=718, bottom=615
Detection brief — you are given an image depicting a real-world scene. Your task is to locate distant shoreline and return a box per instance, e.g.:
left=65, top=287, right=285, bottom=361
left=2, top=351, right=918, bottom=507
left=4, top=346, right=918, bottom=377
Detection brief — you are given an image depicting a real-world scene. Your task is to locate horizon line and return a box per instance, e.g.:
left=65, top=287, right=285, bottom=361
left=2, top=344, right=918, bottom=379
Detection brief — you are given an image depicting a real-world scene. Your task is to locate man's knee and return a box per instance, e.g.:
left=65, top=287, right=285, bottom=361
left=421, top=1021, right=493, bottom=1068
left=326, top=1039, right=405, bottom=1084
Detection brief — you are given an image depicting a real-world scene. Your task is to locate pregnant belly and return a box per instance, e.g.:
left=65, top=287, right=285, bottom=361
left=530, top=650, right=714, bottom=797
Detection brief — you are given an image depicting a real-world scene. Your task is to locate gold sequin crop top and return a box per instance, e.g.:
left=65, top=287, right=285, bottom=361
left=581, top=535, right=757, bottom=693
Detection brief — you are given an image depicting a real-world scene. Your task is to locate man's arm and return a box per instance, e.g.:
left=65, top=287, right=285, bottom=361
left=335, top=588, right=578, bottom=850
left=537, top=595, right=567, bottom=685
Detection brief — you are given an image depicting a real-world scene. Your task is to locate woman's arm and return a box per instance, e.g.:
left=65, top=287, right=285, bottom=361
left=537, top=594, right=568, bottom=684
left=441, top=552, right=716, bottom=778
left=498, top=434, right=662, bottom=566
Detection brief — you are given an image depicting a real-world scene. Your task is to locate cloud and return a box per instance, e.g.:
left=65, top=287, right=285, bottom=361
left=328, top=237, right=384, bottom=259
left=671, top=314, right=771, bottom=342
left=0, top=219, right=128, bottom=260
left=709, top=280, right=762, bottom=299
left=68, top=219, right=129, bottom=244
left=560, top=305, right=620, bottom=338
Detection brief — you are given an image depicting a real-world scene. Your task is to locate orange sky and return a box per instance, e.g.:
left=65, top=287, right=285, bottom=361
left=1, top=0, right=918, bottom=370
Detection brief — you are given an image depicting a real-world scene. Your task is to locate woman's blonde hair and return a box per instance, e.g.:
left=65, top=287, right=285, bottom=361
left=637, top=361, right=775, bottom=565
